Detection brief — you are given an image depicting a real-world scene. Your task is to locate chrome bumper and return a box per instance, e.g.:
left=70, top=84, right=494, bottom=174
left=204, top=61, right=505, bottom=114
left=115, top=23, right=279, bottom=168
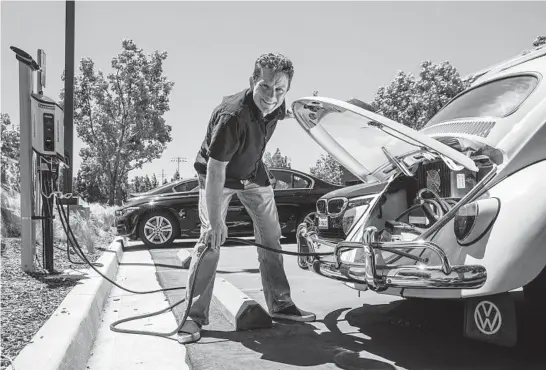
left=297, top=224, right=487, bottom=291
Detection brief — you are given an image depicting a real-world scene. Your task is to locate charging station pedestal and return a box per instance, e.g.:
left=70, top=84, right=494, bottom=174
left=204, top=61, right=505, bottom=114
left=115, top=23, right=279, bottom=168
left=12, top=46, right=67, bottom=273
left=12, top=47, right=39, bottom=272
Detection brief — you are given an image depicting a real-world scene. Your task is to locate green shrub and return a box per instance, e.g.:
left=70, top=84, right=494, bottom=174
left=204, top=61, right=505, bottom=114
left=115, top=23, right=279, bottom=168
left=88, top=202, right=116, bottom=233
left=1, top=183, right=21, bottom=238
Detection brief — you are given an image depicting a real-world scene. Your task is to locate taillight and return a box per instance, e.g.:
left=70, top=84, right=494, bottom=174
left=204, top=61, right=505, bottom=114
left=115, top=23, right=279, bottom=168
left=454, top=198, right=500, bottom=245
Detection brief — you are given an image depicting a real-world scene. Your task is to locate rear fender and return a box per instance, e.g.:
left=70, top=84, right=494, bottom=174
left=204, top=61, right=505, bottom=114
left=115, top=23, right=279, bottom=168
left=401, top=161, right=546, bottom=299
left=461, top=160, right=546, bottom=297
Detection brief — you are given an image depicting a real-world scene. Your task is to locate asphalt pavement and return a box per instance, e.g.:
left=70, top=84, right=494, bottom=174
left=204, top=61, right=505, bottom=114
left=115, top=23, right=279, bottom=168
left=144, top=239, right=546, bottom=370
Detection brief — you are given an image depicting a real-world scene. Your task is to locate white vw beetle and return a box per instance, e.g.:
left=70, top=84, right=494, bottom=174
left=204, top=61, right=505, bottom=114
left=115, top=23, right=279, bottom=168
left=294, top=46, right=546, bottom=347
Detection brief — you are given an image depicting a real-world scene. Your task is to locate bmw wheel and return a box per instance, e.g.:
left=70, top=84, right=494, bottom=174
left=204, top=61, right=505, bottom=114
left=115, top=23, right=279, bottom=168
left=139, top=211, right=178, bottom=247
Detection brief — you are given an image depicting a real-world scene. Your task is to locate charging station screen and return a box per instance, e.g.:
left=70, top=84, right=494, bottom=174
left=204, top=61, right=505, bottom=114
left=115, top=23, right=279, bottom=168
left=43, top=113, right=55, bottom=152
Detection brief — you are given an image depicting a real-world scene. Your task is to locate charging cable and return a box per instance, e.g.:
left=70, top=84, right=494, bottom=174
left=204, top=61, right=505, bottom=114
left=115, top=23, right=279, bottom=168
left=53, top=193, right=333, bottom=342
left=36, top=152, right=332, bottom=342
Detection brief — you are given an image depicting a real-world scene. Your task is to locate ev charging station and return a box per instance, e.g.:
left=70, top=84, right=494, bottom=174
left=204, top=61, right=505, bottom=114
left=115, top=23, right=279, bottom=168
left=11, top=46, right=67, bottom=273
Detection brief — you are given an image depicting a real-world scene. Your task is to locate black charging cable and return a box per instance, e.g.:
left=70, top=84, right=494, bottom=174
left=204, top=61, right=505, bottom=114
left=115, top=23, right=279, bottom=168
left=54, top=193, right=333, bottom=341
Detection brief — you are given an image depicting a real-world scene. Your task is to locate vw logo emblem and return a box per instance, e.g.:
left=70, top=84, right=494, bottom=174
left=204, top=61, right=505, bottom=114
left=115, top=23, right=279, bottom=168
left=474, top=300, right=502, bottom=335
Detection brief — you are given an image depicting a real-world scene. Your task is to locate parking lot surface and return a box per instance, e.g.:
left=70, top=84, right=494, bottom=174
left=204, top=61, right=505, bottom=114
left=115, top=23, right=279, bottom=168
left=148, top=240, right=546, bottom=370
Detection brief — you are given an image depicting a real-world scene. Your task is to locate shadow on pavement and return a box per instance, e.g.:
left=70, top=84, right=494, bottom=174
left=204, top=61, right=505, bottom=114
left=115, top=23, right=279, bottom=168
left=123, top=236, right=294, bottom=251
left=119, top=261, right=185, bottom=269
left=215, top=268, right=260, bottom=274
left=202, top=322, right=362, bottom=367
left=201, top=307, right=392, bottom=368
left=202, top=295, right=546, bottom=370
left=342, top=296, right=546, bottom=370
left=123, top=240, right=197, bottom=252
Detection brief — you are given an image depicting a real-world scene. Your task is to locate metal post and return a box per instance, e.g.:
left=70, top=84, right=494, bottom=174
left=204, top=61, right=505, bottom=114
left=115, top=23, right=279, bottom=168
left=17, top=60, right=36, bottom=272
left=63, top=0, right=75, bottom=197
left=42, top=163, right=55, bottom=272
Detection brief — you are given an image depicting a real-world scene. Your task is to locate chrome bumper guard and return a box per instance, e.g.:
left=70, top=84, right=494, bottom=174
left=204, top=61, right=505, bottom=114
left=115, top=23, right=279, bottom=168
left=297, top=224, right=487, bottom=291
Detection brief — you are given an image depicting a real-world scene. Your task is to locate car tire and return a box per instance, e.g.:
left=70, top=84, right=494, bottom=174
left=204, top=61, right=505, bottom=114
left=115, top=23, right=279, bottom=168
left=138, top=210, right=178, bottom=248
left=296, top=211, right=318, bottom=270
left=523, top=265, right=546, bottom=316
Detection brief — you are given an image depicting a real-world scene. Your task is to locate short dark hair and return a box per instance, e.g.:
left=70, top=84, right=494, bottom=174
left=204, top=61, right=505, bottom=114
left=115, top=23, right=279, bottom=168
left=252, top=53, right=294, bottom=88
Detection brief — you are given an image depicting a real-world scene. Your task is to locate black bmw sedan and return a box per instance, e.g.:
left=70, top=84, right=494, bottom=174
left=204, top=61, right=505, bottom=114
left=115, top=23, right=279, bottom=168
left=115, top=168, right=342, bottom=247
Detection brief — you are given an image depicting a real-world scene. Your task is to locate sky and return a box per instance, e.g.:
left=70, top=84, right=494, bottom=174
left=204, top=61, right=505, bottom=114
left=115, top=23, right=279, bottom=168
left=2, top=0, right=545, bottom=182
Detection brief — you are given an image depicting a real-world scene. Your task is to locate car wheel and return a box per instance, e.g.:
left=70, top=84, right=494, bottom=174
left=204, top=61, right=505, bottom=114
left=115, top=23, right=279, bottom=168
left=523, top=265, right=546, bottom=316
left=301, top=211, right=318, bottom=228
left=138, top=211, right=178, bottom=247
left=297, top=211, right=318, bottom=270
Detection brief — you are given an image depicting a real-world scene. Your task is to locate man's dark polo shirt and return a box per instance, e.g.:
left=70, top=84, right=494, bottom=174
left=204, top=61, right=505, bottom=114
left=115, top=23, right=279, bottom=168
left=194, top=88, right=286, bottom=190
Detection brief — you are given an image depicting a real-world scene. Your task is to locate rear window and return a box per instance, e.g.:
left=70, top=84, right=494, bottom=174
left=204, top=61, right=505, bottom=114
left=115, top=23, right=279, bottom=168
left=425, top=75, right=539, bottom=127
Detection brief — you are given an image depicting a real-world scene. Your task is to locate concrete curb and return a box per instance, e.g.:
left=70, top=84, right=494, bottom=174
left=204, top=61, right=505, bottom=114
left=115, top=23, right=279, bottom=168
left=9, top=236, right=126, bottom=370
left=176, top=248, right=272, bottom=331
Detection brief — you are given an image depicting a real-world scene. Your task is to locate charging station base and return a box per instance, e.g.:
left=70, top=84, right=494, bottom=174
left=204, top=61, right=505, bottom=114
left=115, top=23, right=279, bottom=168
left=42, top=268, right=89, bottom=280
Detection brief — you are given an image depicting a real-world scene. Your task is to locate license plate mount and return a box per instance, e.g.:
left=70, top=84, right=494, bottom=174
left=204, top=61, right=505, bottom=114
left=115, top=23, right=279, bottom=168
left=318, top=215, right=328, bottom=230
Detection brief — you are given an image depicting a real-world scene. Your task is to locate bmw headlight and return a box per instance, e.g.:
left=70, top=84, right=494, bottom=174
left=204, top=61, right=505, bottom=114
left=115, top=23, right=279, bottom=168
left=454, top=198, right=500, bottom=245
left=342, top=195, right=375, bottom=234
left=115, top=206, right=140, bottom=217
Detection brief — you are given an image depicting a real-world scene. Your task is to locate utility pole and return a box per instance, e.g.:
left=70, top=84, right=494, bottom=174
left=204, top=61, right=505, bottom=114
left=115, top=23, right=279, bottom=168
left=63, top=0, right=75, bottom=198
left=171, top=156, right=187, bottom=177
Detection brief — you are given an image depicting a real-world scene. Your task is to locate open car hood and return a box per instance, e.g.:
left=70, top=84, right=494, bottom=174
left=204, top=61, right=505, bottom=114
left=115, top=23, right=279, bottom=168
left=292, top=97, right=478, bottom=183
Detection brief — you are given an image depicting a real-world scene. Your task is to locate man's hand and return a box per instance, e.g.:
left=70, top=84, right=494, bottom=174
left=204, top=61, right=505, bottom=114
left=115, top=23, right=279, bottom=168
left=205, top=219, right=228, bottom=250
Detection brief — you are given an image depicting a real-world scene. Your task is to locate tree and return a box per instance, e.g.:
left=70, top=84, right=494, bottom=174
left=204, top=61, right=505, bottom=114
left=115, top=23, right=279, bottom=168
left=75, top=156, right=108, bottom=203
left=309, top=154, right=343, bottom=185
left=171, top=168, right=180, bottom=182
left=1, top=113, right=20, bottom=190
left=151, top=173, right=159, bottom=188
left=138, top=176, right=147, bottom=192
left=372, top=60, right=469, bottom=130
left=131, top=176, right=142, bottom=193
left=532, top=35, right=546, bottom=48
left=61, top=39, right=175, bottom=205
left=143, top=174, right=152, bottom=192
left=263, top=148, right=291, bottom=168
left=117, top=174, right=130, bottom=204
left=523, top=35, right=546, bottom=55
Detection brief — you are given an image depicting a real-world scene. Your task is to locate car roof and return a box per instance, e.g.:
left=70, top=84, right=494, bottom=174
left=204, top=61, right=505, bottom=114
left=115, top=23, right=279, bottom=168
left=268, top=167, right=341, bottom=187
left=467, top=45, right=546, bottom=86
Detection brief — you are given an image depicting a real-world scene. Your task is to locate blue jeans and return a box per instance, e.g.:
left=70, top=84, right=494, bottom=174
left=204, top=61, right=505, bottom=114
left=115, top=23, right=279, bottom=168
left=186, top=174, right=294, bottom=326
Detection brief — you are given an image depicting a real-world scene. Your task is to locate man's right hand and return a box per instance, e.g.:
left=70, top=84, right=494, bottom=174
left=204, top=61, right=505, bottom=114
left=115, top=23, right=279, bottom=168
left=205, top=220, right=228, bottom=250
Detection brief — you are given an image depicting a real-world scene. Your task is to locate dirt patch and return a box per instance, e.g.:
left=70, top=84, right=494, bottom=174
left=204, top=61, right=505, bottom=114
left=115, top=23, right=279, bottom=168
left=1, top=232, right=114, bottom=369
